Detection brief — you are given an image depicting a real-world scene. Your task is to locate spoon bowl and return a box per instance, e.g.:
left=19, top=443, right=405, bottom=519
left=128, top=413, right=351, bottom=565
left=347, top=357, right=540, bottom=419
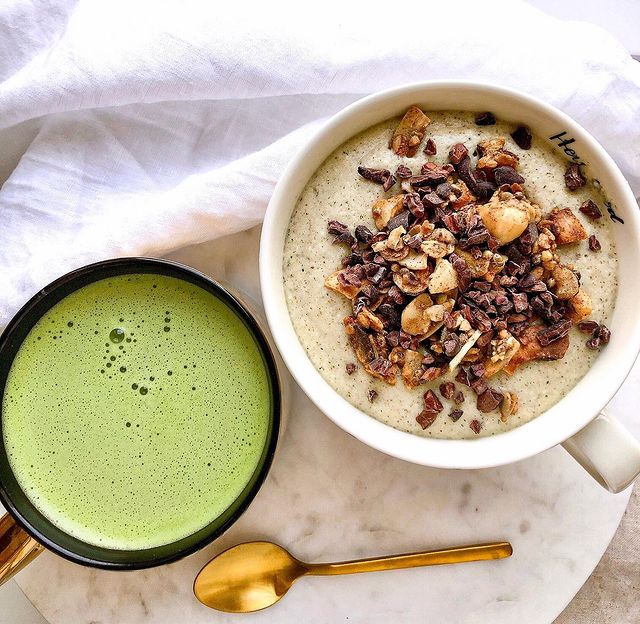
left=194, top=540, right=513, bottom=613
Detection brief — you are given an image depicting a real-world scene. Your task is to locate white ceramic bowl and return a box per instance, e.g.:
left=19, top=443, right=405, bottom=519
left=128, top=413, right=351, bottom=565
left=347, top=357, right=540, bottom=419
left=260, top=81, right=640, bottom=492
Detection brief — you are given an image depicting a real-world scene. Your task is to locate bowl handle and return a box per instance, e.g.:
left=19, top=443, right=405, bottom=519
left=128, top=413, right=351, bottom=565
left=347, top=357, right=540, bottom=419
left=562, top=412, right=640, bottom=493
left=0, top=513, right=43, bottom=586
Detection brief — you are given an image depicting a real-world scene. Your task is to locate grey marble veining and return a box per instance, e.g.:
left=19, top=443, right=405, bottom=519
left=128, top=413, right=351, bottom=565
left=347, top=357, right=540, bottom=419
left=12, top=228, right=638, bottom=623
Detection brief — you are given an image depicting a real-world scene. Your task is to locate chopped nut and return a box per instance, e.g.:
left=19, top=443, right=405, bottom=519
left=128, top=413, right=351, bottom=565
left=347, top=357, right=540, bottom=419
left=402, top=349, right=425, bottom=388
left=477, top=136, right=519, bottom=173
left=484, top=331, right=521, bottom=376
left=477, top=187, right=539, bottom=245
left=427, top=228, right=457, bottom=254
left=398, top=251, right=430, bottom=270
left=392, top=267, right=431, bottom=295
left=551, top=264, right=580, bottom=300
left=356, top=307, right=385, bottom=332
left=428, top=258, right=458, bottom=294
left=500, top=391, right=519, bottom=421
left=401, top=293, right=434, bottom=335
left=325, top=269, right=365, bottom=299
left=344, top=316, right=397, bottom=385
left=421, top=240, right=449, bottom=258
left=372, top=195, right=405, bottom=229
left=565, top=288, right=593, bottom=323
left=547, top=208, right=587, bottom=245
left=426, top=304, right=446, bottom=322
left=390, top=106, right=431, bottom=157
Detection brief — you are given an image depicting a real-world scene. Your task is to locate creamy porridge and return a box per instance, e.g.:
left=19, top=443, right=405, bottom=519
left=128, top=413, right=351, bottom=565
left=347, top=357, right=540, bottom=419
left=283, top=108, right=617, bottom=439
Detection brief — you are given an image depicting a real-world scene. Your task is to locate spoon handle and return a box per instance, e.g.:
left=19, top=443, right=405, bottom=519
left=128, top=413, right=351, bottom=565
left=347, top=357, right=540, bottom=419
left=306, top=542, right=512, bottom=576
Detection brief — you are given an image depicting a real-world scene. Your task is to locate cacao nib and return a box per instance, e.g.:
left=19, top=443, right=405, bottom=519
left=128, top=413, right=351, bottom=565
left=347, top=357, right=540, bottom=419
left=386, top=210, right=411, bottom=232
left=417, top=390, right=444, bottom=429
left=518, top=223, right=538, bottom=255
left=377, top=304, right=400, bottom=329
left=475, top=331, right=494, bottom=348
left=435, top=182, right=453, bottom=199
left=355, top=224, right=373, bottom=244
left=471, top=309, right=493, bottom=333
left=597, top=324, right=611, bottom=344
left=455, top=367, right=472, bottom=386
left=328, top=220, right=355, bottom=247
left=346, top=363, right=356, bottom=375
left=357, top=166, right=391, bottom=185
left=511, top=125, right=532, bottom=150
left=416, top=411, right=437, bottom=429
left=424, top=138, right=437, bottom=156
left=475, top=112, right=496, bottom=126
left=588, top=235, right=601, bottom=251
left=494, top=166, right=525, bottom=186
left=537, top=319, right=572, bottom=346
left=395, top=165, right=413, bottom=179
left=470, top=362, right=486, bottom=378
left=341, top=252, right=363, bottom=267
left=422, top=352, right=436, bottom=366
left=367, top=389, right=378, bottom=402
left=577, top=320, right=599, bottom=334
left=579, top=199, right=603, bottom=220
left=410, top=171, right=447, bottom=187
left=449, top=253, right=472, bottom=292
left=443, top=335, right=461, bottom=357
left=439, top=381, right=456, bottom=400
left=387, top=286, right=405, bottom=306
left=383, top=174, right=397, bottom=192
left=449, top=409, right=464, bottom=422
left=564, top=162, right=586, bottom=191
left=586, top=336, right=600, bottom=350
left=453, top=391, right=465, bottom=404
left=477, top=388, right=503, bottom=412
left=422, top=192, right=445, bottom=210
left=471, top=378, right=489, bottom=396
left=449, top=143, right=469, bottom=165
left=404, top=192, right=425, bottom=219
left=512, top=292, right=529, bottom=313
left=404, top=234, right=423, bottom=250
left=363, top=263, right=387, bottom=285
left=469, top=419, right=482, bottom=434
left=474, top=180, right=496, bottom=202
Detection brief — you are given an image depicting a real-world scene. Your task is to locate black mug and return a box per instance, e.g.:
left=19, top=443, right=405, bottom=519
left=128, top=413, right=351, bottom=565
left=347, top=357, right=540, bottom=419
left=0, top=258, right=281, bottom=581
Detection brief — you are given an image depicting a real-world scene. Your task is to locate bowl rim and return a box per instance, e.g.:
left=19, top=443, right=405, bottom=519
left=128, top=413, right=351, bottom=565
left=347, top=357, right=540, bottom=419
left=0, top=257, right=282, bottom=569
left=260, top=79, right=640, bottom=469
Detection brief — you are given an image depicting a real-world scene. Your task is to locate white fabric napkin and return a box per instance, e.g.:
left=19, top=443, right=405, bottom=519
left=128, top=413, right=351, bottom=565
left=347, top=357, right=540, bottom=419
left=0, top=0, right=639, bottom=325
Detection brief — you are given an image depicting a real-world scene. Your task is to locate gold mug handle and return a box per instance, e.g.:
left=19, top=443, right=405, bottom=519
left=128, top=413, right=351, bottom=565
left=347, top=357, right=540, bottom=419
left=0, top=512, right=43, bottom=585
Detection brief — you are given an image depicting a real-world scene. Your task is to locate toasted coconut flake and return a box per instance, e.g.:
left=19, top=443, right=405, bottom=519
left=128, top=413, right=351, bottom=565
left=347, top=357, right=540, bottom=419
left=398, top=251, right=430, bottom=270
left=402, top=349, right=425, bottom=388
left=504, top=325, right=569, bottom=373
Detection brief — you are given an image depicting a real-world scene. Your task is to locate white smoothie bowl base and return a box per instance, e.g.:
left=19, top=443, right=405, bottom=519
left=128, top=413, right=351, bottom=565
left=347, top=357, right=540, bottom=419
left=260, top=81, right=640, bottom=492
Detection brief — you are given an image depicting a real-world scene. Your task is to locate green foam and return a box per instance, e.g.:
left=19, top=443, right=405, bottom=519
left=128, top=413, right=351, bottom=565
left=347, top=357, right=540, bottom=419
left=1, top=273, right=271, bottom=550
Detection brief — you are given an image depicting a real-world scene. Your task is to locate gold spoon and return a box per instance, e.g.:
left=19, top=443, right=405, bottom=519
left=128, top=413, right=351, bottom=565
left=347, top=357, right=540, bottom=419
left=194, top=540, right=513, bottom=613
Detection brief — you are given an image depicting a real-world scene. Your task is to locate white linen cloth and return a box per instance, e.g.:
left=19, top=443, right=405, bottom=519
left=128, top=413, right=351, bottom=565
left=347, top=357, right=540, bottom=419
left=0, top=0, right=639, bottom=325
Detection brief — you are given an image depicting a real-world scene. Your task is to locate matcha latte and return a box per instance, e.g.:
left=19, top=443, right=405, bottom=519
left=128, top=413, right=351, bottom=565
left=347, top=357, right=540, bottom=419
left=1, top=272, right=273, bottom=550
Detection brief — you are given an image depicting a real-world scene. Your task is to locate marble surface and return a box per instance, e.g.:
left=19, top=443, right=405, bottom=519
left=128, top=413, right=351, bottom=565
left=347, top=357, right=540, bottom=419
left=9, top=227, right=640, bottom=623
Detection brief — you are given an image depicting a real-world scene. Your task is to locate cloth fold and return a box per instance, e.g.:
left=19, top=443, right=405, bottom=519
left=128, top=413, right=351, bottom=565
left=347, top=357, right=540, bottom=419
left=1, top=0, right=639, bottom=324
